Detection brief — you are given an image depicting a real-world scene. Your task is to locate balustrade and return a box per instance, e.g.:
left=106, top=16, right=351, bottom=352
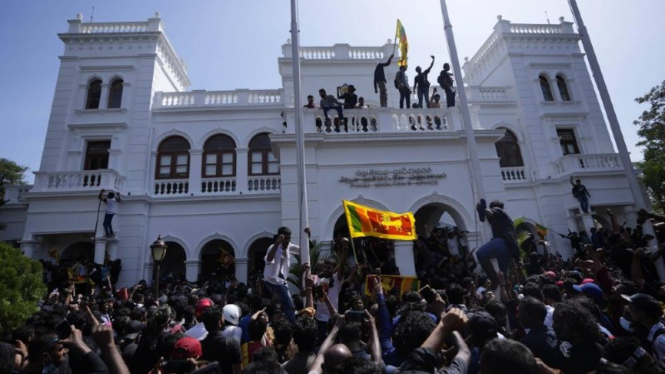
left=501, top=167, right=527, bottom=182
left=33, top=170, right=123, bottom=193
left=552, top=153, right=622, bottom=175
left=154, top=90, right=282, bottom=108
left=248, top=177, right=281, bottom=192
left=509, top=24, right=563, bottom=34
left=79, top=22, right=149, bottom=33
left=154, top=179, right=189, bottom=195
left=201, top=178, right=236, bottom=194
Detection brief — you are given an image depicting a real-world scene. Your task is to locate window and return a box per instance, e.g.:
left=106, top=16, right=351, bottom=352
left=85, top=79, right=102, bottom=109
left=539, top=76, right=554, bottom=102
left=107, top=79, right=124, bottom=108
left=203, top=135, right=236, bottom=177
left=156, top=136, right=190, bottom=179
left=495, top=129, right=524, bottom=167
left=248, top=133, right=279, bottom=175
left=556, top=75, right=571, bottom=101
left=557, top=129, right=580, bottom=155
left=84, top=140, right=110, bottom=170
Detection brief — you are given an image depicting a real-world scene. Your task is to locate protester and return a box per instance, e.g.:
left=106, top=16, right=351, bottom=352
left=374, top=54, right=394, bottom=107
left=98, top=189, right=121, bottom=238
left=437, top=63, right=456, bottom=108
left=570, top=176, right=592, bottom=213
left=413, top=55, right=435, bottom=109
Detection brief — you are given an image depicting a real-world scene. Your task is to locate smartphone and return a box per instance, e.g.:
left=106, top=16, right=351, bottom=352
left=419, top=286, right=436, bottom=304
left=346, top=310, right=364, bottom=323
left=55, top=320, right=71, bottom=340
left=161, top=360, right=194, bottom=374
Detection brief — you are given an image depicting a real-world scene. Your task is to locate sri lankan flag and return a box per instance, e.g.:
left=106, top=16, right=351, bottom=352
left=217, top=248, right=235, bottom=269
left=536, top=223, right=549, bottom=238
left=364, top=275, right=420, bottom=297
left=343, top=200, right=416, bottom=240
left=396, top=19, right=408, bottom=67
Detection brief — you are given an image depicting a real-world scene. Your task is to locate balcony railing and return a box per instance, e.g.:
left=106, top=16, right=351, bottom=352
left=248, top=177, right=281, bottom=192
left=154, top=89, right=283, bottom=109
left=33, top=170, right=123, bottom=193
left=501, top=167, right=528, bottom=183
left=2, top=185, right=32, bottom=204
left=552, top=153, right=623, bottom=175
left=154, top=179, right=189, bottom=196
left=201, top=178, right=236, bottom=194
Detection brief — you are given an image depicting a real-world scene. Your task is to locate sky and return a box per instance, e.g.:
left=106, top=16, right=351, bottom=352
left=1, top=0, right=663, bottom=183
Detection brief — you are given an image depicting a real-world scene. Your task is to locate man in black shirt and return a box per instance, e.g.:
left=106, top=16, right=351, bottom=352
left=437, top=63, right=456, bottom=108
left=200, top=305, right=242, bottom=374
left=374, top=54, right=394, bottom=107
left=413, top=56, right=435, bottom=109
left=475, top=200, right=520, bottom=286
left=570, top=177, right=591, bottom=213
left=337, top=84, right=358, bottom=109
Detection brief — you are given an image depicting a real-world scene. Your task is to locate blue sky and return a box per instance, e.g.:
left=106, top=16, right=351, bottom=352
left=1, top=0, right=663, bottom=182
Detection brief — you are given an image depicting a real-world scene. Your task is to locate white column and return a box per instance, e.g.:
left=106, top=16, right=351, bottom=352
left=94, top=239, right=107, bottom=265
left=20, top=241, right=36, bottom=258
left=107, top=239, right=119, bottom=260
left=624, top=206, right=638, bottom=228
left=567, top=211, right=579, bottom=233
left=235, top=257, right=249, bottom=283
left=185, top=260, right=200, bottom=282
left=99, top=83, right=110, bottom=109
left=189, top=149, right=203, bottom=195
left=580, top=213, right=596, bottom=234
left=236, top=148, right=249, bottom=192
left=394, top=241, right=416, bottom=276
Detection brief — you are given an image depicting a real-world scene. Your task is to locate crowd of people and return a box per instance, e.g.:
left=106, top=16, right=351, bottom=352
left=3, top=203, right=665, bottom=374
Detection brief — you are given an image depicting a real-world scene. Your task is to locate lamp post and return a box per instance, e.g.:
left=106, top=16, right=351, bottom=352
left=150, top=235, right=167, bottom=296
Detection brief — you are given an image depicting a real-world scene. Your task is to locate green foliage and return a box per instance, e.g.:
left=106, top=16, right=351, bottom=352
left=639, top=160, right=665, bottom=213
left=0, top=242, right=46, bottom=333
left=0, top=158, right=28, bottom=199
left=288, top=241, right=334, bottom=291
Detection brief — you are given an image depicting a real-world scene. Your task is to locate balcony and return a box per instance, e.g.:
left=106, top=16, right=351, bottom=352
left=2, top=185, right=33, bottom=204
left=154, top=176, right=280, bottom=197
left=552, top=153, right=623, bottom=176
left=32, top=170, right=124, bottom=193
left=501, top=167, right=528, bottom=183
left=153, top=89, right=283, bottom=110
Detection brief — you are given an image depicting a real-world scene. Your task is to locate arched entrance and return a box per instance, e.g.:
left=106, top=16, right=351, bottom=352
left=61, top=242, right=94, bottom=263
left=412, top=202, right=468, bottom=274
left=199, top=239, right=236, bottom=281
left=247, top=237, right=273, bottom=278
left=160, top=242, right=187, bottom=281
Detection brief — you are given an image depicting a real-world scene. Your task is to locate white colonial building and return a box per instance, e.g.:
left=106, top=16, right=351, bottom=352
left=0, top=13, right=643, bottom=287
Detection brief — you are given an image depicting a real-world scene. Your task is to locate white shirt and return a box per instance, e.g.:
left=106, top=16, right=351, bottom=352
left=221, top=325, right=243, bottom=344
left=314, top=273, right=343, bottom=322
left=185, top=322, right=208, bottom=341
left=263, top=242, right=300, bottom=285
left=544, top=305, right=554, bottom=328
left=105, top=197, right=119, bottom=214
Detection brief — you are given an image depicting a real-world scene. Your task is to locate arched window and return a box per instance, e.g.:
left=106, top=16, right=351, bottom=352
left=248, top=133, right=278, bottom=175
left=85, top=79, right=102, bottom=109
left=556, top=75, right=571, bottom=101
left=203, top=135, right=236, bottom=177
left=495, top=129, right=524, bottom=167
left=539, top=75, right=554, bottom=102
left=156, top=136, right=190, bottom=179
left=107, top=78, right=124, bottom=108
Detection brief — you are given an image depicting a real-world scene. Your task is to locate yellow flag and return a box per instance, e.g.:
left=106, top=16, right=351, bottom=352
left=396, top=19, right=408, bottom=67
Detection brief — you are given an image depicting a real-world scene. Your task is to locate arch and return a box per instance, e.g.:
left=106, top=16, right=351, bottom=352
left=61, top=241, right=94, bottom=262
left=489, top=121, right=523, bottom=141
left=194, top=233, right=240, bottom=259
left=159, top=241, right=187, bottom=280
left=538, top=74, right=554, bottom=102
left=198, top=128, right=241, bottom=150
left=248, top=132, right=279, bottom=176
left=246, top=236, right=275, bottom=279
left=156, top=135, right=191, bottom=179
left=408, top=193, right=473, bottom=232
left=494, top=128, right=524, bottom=167
left=243, top=127, right=279, bottom=148
left=160, top=234, right=191, bottom=258
left=241, top=230, right=276, bottom=258
left=203, top=134, right=237, bottom=178
left=85, top=78, right=103, bottom=109
left=324, top=196, right=390, bottom=240
left=555, top=74, right=572, bottom=101
left=199, top=239, right=236, bottom=280
left=107, top=77, right=124, bottom=108
left=154, top=129, right=196, bottom=151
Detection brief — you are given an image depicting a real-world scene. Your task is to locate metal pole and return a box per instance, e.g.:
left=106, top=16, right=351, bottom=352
left=567, top=0, right=664, bottom=278
left=438, top=0, right=487, bottom=239
left=154, top=263, right=160, bottom=296
left=290, top=0, right=310, bottom=266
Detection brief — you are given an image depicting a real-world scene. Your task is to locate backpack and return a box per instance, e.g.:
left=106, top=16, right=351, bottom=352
left=394, top=74, right=400, bottom=89
left=437, top=71, right=446, bottom=88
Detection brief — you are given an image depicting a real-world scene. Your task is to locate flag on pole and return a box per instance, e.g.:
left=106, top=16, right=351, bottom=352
left=535, top=223, right=549, bottom=238
left=343, top=200, right=416, bottom=240
left=217, top=248, right=235, bottom=269
left=396, top=19, right=408, bottom=67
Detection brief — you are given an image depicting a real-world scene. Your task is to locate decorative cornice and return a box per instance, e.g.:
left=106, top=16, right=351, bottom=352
left=74, top=108, right=127, bottom=115
left=79, top=65, right=135, bottom=72
left=68, top=122, right=128, bottom=132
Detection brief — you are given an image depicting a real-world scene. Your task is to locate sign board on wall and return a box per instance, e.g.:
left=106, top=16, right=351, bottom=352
left=338, top=167, right=446, bottom=188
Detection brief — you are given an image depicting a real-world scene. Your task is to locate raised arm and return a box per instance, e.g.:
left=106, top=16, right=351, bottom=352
left=266, top=236, right=284, bottom=263
left=569, top=176, right=575, bottom=187
left=420, top=308, right=467, bottom=351
left=380, top=54, right=394, bottom=67
left=309, top=319, right=343, bottom=374
left=425, top=56, right=435, bottom=74
left=364, top=310, right=381, bottom=366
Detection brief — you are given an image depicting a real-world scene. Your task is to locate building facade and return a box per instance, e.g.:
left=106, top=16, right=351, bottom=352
left=0, top=14, right=641, bottom=287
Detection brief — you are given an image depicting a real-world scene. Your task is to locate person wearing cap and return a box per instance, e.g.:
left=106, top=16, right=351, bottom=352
left=624, top=293, right=665, bottom=368
left=171, top=336, right=202, bottom=360
left=185, top=298, right=214, bottom=340
left=221, top=304, right=243, bottom=344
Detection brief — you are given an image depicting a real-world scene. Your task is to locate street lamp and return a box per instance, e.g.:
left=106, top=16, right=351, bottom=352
left=150, top=235, right=167, bottom=295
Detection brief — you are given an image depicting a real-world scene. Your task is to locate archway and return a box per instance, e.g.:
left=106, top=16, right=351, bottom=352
left=412, top=202, right=468, bottom=273
left=247, top=237, right=274, bottom=279
left=160, top=242, right=187, bottom=281
left=199, top=239, right=236, bottom=280
left=61, top=242, right=94, bottom=263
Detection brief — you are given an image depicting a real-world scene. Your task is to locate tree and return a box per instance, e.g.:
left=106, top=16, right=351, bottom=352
left=0, top=242, right=46, bottom=333
left=634, top=81, right=665, bottom=211
left=0, top=158, right=28, bottom=199
left=639, top=160, right=665, bottom=213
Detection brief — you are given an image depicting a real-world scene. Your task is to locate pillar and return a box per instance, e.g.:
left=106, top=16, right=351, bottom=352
left=579, top=212, right=595, bottom=234
left=189, top=149, right=203, bottom=195
left=99, top=83, right=110, bottom=109
left=107, top=239, right=119, bottom=260
left=20, top=240, right=36, bottom=258
left=394, top=241, right=416, bottom=276
left=185, top=260, right=200, bottom=282
left=235, top=257, right=249, bottom=283
left=94, top=239, right=107, bottom=264
left=236, top=148, right=248, bottom=192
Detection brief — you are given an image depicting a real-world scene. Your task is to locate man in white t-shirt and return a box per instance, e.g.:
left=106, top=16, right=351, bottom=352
left=99, top=189, right=121, bottom=238
left=314, top=238, right=348, bottom=341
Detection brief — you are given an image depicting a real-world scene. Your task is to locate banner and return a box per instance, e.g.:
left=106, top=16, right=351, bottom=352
left=343, top=200, right=416, bottom=240
left=396, top=19, right=408, bottom=67
left=364, top=275, right=420, bottom=297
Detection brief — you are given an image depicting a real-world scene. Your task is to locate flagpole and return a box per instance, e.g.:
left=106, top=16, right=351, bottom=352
left=290, top=0, right=310, bottom=267
left=438, top=0, right=487, bottom=241
left=567, top=0, right=663, bottom=279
